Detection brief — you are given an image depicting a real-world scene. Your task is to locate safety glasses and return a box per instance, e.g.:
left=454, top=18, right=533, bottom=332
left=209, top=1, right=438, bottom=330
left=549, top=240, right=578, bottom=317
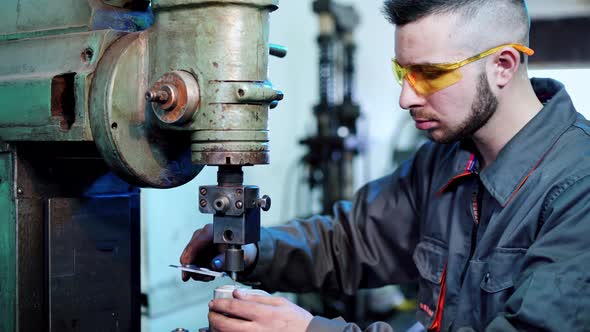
left=392, top=43, right=535, bottom=96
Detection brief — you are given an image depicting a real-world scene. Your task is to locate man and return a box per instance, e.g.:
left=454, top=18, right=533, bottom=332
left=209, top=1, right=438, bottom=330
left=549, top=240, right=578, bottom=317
left=181, top=0, right=590, bottom=331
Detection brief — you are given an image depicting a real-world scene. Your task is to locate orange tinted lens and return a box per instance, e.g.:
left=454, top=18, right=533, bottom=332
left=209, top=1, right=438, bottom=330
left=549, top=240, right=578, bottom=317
left=411, top=67, right=463, bottom=95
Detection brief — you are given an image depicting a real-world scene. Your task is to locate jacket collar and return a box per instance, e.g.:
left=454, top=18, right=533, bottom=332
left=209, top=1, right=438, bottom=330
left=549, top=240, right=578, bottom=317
left=438, top=78, right=578, bottom=206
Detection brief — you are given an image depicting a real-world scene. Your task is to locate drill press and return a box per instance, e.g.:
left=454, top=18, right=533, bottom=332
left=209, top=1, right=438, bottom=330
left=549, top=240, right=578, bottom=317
left=0, top=0, right=282, bottom=330
left=138, top=0, right=284, bottom=281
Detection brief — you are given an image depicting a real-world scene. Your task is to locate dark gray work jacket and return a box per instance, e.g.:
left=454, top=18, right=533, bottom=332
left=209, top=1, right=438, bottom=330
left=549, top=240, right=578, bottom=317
left=247, top=78, right=590, bottom=332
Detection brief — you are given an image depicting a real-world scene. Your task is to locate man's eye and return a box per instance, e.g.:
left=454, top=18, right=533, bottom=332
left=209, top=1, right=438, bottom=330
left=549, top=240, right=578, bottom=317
left=420, top=70, right=446, bottom=80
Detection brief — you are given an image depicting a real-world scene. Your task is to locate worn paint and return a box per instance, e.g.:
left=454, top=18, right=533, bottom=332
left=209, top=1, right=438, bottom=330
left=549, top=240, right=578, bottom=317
left=0, top=31, right=119, bottom=141
left=0, top=151, right=16, bottom=332
left=91, top=7, right=154, bottom=32
left=148, top=1, right=280, bottom=166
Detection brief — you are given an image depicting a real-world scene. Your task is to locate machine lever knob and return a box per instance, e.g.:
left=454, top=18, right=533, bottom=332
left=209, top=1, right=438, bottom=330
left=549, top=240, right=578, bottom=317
left=269, top=44, right=288, bottom=58
left=257, top=195, right=271, bottom=211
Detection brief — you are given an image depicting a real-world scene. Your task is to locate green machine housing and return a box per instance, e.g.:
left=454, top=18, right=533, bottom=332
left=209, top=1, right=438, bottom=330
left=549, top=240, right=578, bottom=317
left=0, top=0, right=283, bottom=330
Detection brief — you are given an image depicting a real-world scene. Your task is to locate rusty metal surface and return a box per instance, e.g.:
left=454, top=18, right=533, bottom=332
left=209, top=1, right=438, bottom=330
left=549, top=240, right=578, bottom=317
left=148, top=70, right=200, bottom=127
left=191, top=151, right=270, bottom=166
left=148, top=2, right=280, bottom=166
left=1, top=0, right=283, bottom=187
left=51, top=73, right=77, bottom=131
left=90, top=32, right=203, bottom=188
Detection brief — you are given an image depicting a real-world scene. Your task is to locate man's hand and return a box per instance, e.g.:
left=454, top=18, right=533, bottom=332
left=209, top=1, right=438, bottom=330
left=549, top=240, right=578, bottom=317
left=208, top=289, right=313, bottom=332
left=180, top=224, right=258, bottom=282
left=180, top=224, right=219, bottom=281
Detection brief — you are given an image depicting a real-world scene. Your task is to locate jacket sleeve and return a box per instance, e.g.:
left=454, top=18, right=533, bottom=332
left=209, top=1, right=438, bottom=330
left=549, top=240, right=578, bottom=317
left=485, top=174, right=590, bottom=331
left=244, top=142, right=437, bottom=295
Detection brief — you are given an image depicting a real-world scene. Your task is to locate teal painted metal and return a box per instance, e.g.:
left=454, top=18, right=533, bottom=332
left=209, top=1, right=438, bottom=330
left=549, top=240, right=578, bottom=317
left=0, top=26, right=89, bottom=42
left=0, top=30, right=120, bottom=141
left=0, top=150, right=16, bottom=331
left=0, top=30, right=119, bottom=77
left=0, top=0, right=19, bottom=36
left=0, top=0, right=91, bottom=37
left=0, top=79, right=50, bottom=126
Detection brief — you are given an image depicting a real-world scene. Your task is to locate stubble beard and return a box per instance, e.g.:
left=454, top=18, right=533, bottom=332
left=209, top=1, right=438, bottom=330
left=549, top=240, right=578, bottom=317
left=430, top=72, right=499, bottom=144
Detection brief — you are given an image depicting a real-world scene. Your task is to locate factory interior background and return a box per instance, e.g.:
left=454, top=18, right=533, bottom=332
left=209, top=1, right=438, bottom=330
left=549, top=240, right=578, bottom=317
left=140, top=0, right=590, bottom=330
left=1, top=0, right=590, bottom=331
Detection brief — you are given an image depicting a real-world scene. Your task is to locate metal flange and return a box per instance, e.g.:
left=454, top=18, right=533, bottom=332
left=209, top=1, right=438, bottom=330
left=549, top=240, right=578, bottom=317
left=90, top=32, right=203, bottom=188
left=147, top=70, right=200, bottom=127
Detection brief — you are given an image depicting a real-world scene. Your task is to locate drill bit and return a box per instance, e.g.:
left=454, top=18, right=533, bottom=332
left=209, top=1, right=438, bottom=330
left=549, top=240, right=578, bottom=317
left=230, top=271, right=238, bottom=283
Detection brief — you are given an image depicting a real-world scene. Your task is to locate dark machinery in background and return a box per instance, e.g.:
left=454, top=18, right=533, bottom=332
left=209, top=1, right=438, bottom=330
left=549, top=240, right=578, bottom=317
left=298, top=0, right=366, bottom=325
left=293, top=2, right=590, bottom=330
left=300, top=0, right=362, bottom=215
left=299, top=1, right=420, bottom=328
left=0, top=0, right=283, bottom=330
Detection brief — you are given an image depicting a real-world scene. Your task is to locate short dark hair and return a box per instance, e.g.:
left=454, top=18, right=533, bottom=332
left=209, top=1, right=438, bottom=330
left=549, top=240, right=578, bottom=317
left=382, top=0, right=528, bottom=26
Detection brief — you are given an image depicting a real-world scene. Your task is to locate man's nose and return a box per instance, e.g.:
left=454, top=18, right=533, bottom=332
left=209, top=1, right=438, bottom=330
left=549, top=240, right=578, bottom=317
left=399, top=80, right=427, bottom=110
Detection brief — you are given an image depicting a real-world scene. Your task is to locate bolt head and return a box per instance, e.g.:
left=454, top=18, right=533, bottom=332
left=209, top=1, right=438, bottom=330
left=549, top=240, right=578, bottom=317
left=199, top=199, right=207, bottom=208
left=200, top=188, right=207, bottom=196
left=235, top=201, right=243, bottom=209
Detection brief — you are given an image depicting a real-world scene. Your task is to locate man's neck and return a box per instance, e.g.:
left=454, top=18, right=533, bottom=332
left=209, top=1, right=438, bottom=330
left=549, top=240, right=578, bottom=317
left=472, top=81, right=544, bottom=169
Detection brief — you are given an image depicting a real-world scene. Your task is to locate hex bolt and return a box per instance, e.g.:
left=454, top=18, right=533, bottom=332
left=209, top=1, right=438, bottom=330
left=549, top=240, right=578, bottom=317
left=199, top=199, right=208, bottom=208
left=235, top=201, right=243, bottom=209
left=17, top=188, right=23, bottom=195
left=200, top=188, right=207, bottom=196
left=236, top=189, right=243, bottom=196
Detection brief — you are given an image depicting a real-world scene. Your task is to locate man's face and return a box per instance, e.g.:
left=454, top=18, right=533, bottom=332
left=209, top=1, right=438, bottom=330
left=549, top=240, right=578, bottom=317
left=394, top=14, right=498, bottom=143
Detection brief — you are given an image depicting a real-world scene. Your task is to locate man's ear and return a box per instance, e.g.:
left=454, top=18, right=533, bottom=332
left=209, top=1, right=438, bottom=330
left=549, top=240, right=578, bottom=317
left=492, top=47, right=521, bottom=88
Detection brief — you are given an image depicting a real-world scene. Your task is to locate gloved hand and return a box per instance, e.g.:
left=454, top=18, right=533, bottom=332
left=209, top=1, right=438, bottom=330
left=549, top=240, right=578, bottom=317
left=179, top=224, right=258, bottom=282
